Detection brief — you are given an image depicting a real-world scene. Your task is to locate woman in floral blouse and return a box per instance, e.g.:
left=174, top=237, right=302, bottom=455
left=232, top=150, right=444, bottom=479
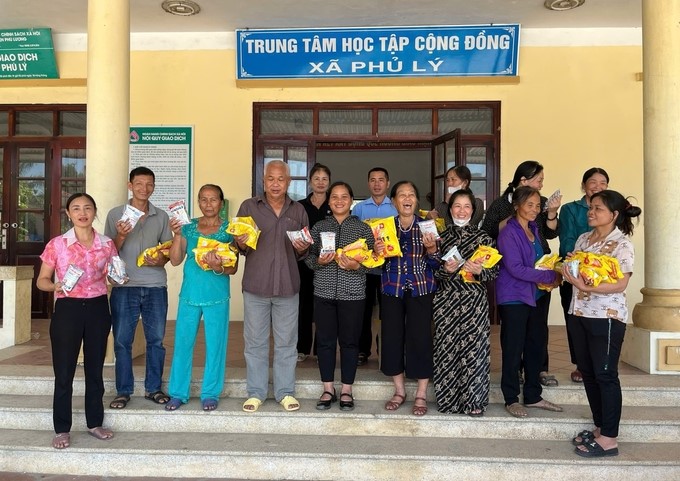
left=562, top=190, right=641, bottom=459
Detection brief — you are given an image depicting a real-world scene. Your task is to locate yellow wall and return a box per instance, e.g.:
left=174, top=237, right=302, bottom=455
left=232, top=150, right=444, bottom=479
left=0, top=44, right=644, bottom=324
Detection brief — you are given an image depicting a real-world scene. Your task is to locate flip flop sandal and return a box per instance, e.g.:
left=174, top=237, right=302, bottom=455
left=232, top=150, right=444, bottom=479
left=52, top=432, right=70, bottom=449
left=572, top=429, right=595, bottom=446
left=571, top=370, right=584, bottom=383
left=109, top=395, right=130, bottom=409
left=145, top=390, right=170, bottom=404
left=202, top=398, right=218, bottom=411
left=279, top=395, right=300, bottom=412
left=242, top=397, right=263, bottom=413
left=575, top=440, right=619, bottom=458
left=165, top=397, right=183, bottom=411
left=539, top=374, right=559, bottom=387
left=506, top=402, right=528, bottom=418
left=88, top=427, right=114, bottom=440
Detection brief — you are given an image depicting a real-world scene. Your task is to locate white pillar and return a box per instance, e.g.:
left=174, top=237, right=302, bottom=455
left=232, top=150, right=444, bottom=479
left=625, top=0, right=680, bottom=373
left=86, top=0, right=130, bottom=229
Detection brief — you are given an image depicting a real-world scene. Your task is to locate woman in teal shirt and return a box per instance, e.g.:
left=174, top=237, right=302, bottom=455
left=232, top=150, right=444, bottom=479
left=558, top=168, right=609, bottom=383
left=166, top=184, right=238, bottom=411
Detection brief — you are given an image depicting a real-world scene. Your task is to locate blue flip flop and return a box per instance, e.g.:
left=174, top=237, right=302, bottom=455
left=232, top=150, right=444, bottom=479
left=202, top=398, right=218, bottom=411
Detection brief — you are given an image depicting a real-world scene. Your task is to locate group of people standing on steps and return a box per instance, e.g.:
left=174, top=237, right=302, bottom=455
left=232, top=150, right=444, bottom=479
left=39, top=160, right=640, bottom=459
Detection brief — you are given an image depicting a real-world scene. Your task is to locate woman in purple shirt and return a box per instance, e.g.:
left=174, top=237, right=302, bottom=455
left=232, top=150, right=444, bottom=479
left=496, top=186, right=562, bottom=418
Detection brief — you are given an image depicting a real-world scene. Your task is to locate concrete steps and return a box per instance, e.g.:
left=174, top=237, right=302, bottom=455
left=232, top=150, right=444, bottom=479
left=1, top=368, right=680, bottom=479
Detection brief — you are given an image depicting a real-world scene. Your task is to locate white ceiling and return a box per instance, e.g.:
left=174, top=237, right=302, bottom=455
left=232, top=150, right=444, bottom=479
left=0, top=0, right=641, bottom=34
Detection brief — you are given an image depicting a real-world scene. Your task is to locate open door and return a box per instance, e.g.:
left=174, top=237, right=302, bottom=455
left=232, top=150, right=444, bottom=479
left=430, top=129, right=461, bottom=209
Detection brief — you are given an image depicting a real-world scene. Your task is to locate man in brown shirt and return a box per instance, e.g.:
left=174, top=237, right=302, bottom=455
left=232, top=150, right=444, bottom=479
left=235, top=160, right=310, bottom=412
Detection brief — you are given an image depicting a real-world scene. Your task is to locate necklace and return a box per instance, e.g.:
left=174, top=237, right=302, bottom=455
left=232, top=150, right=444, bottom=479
left=398, top=217, right=415, bottom=233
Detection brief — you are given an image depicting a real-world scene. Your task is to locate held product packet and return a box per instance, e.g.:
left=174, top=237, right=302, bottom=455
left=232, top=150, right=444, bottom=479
left=119, top=204, right=145, bottom=229
left=226, top=216, right=260, bottom=250
left=535, top=253, right=561, bottom=291
left=192, top=237, right=238, bottom=270
left=417, top=219, right=441, bottom=240
left=418, top=210, right=446, bottom=233
left=565, top=252, right=623, bottom=287
left=168, top=200, right=191, bottom=225
left=543, top=189, right=561, bottom=212
left=61, top=264, right=84, bottom=296
left=364, top=217, right=402, bottom=257
left=320, top=232, right=336, bottom=255
left=107, top=256, right=128, bottom=284
left=441, top=245, right=464, bottom=263
left=137, top=240, right=173, bottom=267
left=459, top=245, right=502, bottom=283
left=286, top=226, right=314, bottom=245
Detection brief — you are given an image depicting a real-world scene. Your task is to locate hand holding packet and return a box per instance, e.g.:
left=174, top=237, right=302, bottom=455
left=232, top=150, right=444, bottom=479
left=418, top=219, right=441, bottom=240
left=120, top=204, right=145, bottom=229
left=61, top=264, right=84, bottom=295
left=137, top=240, right=172, bottom=267
left=320, top=232, right=336, bottom=254
left=168, top=200, right=191, bottom=225
left=226, top=216, right=260, bottom=250
left=459, top=245, right=502, bottom=283
left=286, top=226, right=313, bottom=245
left=442, top=245, right=464, bottom=263
left=544, top=189, right=561, bottom=211
left=107, top=256, right=129, bottom=284
left=364, top=217, right=402, bottom=257
left=192, top=237, right=238, bottom=270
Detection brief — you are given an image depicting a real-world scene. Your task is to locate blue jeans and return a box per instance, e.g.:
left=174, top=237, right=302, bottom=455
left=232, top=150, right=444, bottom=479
left=110, top=286, right=168, bottom=395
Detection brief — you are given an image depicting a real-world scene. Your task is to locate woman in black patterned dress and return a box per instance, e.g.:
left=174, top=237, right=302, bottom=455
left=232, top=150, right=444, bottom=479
left=433, top=189, right=499, bottom=416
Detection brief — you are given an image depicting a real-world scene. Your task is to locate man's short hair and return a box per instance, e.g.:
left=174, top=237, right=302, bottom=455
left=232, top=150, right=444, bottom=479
left=129, top=166, right=155, bottom=182
left=367, top=167, right=389, bottom=181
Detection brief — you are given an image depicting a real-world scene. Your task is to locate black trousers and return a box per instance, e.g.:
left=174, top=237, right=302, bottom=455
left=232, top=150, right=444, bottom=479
left=559, top=282, right=578, bottom=364
left=359, top=273, right=382, bottom=357
left=50, top=295, right=111, bottom=434
left=380, top=291, right=434, bottom=379
left=314, top=297, right=364, bottom=385
left=568, top=314, right=626, bottom=438
left=498, top=295, right=550, bottom=405
left=297, top=263, right=316, bottom=355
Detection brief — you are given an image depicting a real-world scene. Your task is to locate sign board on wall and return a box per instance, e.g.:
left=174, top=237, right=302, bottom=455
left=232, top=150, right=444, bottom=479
left=237, top=24, right=519, bottom=79
left=129, top=126, right=194, bottom=215
left=0, top=28, right=58, bottom=79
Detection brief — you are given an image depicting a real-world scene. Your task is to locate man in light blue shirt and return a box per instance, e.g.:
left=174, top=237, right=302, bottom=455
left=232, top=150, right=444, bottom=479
left=351, top=167, right=397, bottom=365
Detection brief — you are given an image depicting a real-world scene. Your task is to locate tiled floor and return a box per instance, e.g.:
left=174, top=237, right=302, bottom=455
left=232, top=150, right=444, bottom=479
left=0, top=318, right=644, bottom=376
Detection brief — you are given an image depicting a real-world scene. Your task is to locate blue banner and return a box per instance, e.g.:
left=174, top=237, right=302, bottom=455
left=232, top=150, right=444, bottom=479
left=236, top=25, right=519, bottom=80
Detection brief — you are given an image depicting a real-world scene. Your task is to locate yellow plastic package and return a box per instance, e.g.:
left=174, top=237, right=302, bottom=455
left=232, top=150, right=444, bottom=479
left=336, top=238, right=370, bottom=263
left=192, top=237, right=238, bottom=270
left=361, top=250, right=386, bottom=268
left=535, top=253, right=561, bottom=291
left=460, top=245, right=502, bottom=283
left=364, top=217, right=402, bottom=258
left=136, top=240, right=173, bottom=267
left=226, top=216, right=260, bottom=250
left=566, top=252, right=623, bottom=287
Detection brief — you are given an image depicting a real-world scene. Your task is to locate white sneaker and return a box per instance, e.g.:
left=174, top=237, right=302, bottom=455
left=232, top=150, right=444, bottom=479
left=297, top=353, right=308, bottom=362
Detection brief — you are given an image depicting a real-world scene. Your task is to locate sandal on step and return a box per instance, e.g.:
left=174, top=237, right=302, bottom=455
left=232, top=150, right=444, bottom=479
left=279, top=395, right=300, bottom=412
left=88, top=426, right=114, bottom=440
left=316, top=390, right=337, bottom=410
left=539, top=373, right=559, bottom=387
left=525, top=399, right=563, bottom=412
left=506, top=402, right=528, bottom=418
left=165, top=397, right=183, bottom=411
left=202, top=398, right=218, bottom=411
left=575, top=440, right=619, bottom=458
left=109, top=395, right=130, bottom=409
left=384, top=393, right=406, bottom=411
left=412, top=397, right=428, bottom=416
left=339, top=393, right=354, bottom=411
left=52, top=432, right=70, bottom=449
left=242, top=397, right=263, bottom=413
left=571, top=370, right=583, bottom=383
left=572, top=429, right=595, bottom=446
left=145, top=390, right=170, bottom=405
